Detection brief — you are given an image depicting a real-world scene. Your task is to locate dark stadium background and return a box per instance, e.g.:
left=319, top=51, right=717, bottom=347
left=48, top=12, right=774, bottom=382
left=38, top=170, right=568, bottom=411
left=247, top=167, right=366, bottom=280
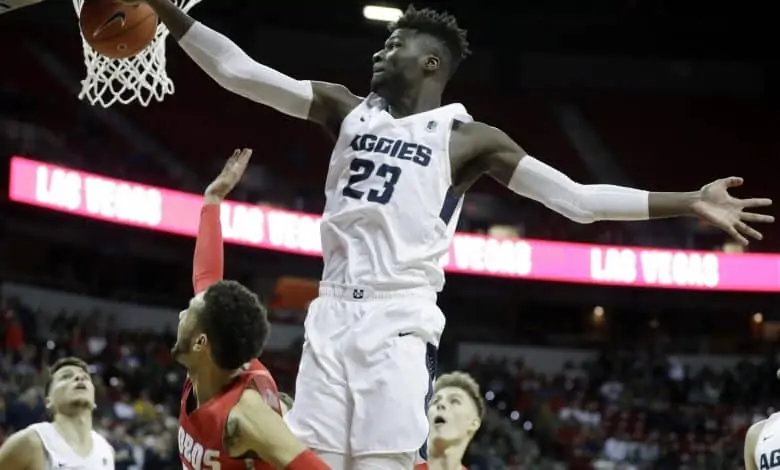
left=0, top=1, right=778, bottom=468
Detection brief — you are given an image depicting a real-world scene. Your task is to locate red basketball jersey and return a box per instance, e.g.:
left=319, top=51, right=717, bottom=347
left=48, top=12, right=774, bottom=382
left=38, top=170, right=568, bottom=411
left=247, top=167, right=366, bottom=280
left=178, top=359, right=281, bottom=470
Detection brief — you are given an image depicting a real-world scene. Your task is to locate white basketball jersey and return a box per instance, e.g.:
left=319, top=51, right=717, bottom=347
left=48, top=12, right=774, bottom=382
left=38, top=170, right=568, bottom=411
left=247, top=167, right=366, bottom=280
left=29, top=422, right=115, bottom=470
left=321, top=94, right=472, bottom=291
left=755, top=413, right=780, bottom=470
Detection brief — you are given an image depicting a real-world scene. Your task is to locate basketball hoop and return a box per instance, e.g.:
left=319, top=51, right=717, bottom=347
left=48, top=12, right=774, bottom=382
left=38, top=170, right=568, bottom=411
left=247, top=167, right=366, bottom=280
left=71, top=0, right=202, bottom=107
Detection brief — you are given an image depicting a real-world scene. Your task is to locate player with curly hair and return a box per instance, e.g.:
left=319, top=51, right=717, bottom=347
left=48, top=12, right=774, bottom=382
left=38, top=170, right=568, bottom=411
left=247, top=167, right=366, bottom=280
left=174, top=149, right=329, bottom=470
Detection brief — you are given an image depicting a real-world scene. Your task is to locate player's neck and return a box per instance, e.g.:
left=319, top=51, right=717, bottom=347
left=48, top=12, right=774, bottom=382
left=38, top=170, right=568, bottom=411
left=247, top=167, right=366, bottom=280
left=191, top=366, right=240, bottom=405
left=384, top=82, right=442, bottom=118
left=427, top=441, right=467, bottom=470
left=53, top=412, right=93, bottom=446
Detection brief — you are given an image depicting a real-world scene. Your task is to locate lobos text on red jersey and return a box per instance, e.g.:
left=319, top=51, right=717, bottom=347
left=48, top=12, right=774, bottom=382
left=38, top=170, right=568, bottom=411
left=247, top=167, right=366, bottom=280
left=178, top=359, right=282, bottom=470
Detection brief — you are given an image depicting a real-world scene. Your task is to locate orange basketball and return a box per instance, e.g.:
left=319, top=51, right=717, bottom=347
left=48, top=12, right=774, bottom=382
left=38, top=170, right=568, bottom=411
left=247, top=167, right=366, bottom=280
left=79, top=0, right=158, bottom=59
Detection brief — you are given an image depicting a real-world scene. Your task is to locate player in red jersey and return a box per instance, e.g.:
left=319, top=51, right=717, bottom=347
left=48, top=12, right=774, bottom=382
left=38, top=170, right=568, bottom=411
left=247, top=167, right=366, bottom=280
left=175, top=148, right=329, bottom=470
left=416, top=372, right=485, bottom=470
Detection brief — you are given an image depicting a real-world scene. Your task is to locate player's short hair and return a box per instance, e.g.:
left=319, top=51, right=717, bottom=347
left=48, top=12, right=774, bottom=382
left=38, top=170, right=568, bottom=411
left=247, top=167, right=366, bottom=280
left=45, top=357, right=90, bottom=395
left=390, top=5, right=471, bottom=75
left=200, top=280, right=270, bottom=370
left=434, top=371, right=485, bottom=419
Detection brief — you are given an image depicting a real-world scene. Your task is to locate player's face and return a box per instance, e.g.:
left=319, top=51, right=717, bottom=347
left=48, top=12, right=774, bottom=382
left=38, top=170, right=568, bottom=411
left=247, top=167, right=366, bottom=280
left=47, top=365, right=95, bottom=413
left=371, top=29, right=435, bottom=95
left=172, top=293, right=208, bottom=368
left=427, top=386, right=480, bottom=444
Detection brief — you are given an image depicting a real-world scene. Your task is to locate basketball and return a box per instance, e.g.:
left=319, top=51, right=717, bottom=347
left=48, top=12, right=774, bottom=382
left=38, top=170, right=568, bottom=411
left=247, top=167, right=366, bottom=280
left=79, top=0, right=158, bottom=59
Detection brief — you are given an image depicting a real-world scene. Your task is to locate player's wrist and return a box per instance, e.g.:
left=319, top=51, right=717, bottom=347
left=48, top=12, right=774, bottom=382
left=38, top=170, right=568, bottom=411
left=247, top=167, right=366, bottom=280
left=203, top=193, right=223, bottom=205
left=683, top=190, right=705, bottom=216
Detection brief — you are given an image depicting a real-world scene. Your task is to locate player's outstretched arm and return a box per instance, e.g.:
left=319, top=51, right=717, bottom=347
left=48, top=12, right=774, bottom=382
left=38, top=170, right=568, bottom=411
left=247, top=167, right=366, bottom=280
left=129, top=0, right=361, bottom=131
left=0, top=428, right=44, bottom=470
left=745, top=419, right=765, bottom=470
left=452, top=121, right=773, bottom=246
left=224, top=389, right=331, bottom=470
left=193, top=148, right=252, bottom=294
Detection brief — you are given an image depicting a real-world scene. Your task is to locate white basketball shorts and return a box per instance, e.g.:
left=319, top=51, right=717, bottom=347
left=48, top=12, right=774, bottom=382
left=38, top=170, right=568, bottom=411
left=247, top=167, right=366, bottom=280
left=284, top=282, right=445, bottom=457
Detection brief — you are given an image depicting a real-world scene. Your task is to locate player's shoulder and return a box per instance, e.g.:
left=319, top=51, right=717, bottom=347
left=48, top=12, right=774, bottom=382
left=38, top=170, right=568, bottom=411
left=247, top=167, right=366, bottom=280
left=449, top=120, right=514, bottom=169
left=746, top=417, right=769, bottom=458
left=8, top=425, right=44, bottom=444
left=747, top=418, right=768, bottom=440
left=439, top=102, right=471, bottom=121
left=243, top=371, right=281, bottom=415
left=451, top=120, right=500, bottom=138
left=91, top=429, right=113, bottom=447
left=311, top=81, right=362, bottom=104
left=226, top=386, right=283, bottom=441
left=0, top=426, right=44, bottom=464
left=17, top=423, right=47, bottom=445
left=309, top=81, right=363, bottom=130
left=244, top=358, right=270, bottom=373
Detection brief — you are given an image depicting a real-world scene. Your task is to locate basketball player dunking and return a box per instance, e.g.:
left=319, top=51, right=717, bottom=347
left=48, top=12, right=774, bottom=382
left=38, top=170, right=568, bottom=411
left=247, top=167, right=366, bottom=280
left=416, top=372, right=485, bottom=470
left=0, top=357, right=115, bottom=470
left=128, top=2, right=772, bottom=468
left=176, top=149, right=328, bottom=470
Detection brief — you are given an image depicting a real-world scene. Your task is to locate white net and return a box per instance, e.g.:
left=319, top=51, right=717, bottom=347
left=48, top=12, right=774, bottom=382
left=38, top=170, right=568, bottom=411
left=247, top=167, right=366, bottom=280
left=72, top=0, right=202, bottom=107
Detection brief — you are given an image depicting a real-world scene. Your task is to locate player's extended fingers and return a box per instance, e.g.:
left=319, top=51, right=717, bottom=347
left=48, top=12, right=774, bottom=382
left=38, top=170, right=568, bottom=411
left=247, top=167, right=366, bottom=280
left=225, top=149, right=251, bottom=170
left=223, top=149, right=241, bottom=169
left=739, top=197, right=772, bottom=208
left=725, top=225, right=749, bottom=246
left=741, top=212, right=775, bottom=224
left=736, top=221, right=763, bottom=241
left=238, top=148, right=253, bottom=161
left=233, top=149, right=253, bottom=171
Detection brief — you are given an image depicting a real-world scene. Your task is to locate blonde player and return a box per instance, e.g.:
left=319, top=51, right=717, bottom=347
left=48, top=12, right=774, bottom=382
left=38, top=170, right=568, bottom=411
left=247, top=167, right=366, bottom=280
left=0, top=357, right=115, bottom=470
left=416, top=372, right=485, bottom=470
left=126, top=0, right=772, bottom=468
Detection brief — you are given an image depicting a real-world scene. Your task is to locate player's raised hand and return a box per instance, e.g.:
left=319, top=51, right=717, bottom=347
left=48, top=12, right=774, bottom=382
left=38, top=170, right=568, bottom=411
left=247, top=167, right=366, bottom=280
left=692, top=177, right=773, bottom=245
left=204, top=148, right=253, bottom=204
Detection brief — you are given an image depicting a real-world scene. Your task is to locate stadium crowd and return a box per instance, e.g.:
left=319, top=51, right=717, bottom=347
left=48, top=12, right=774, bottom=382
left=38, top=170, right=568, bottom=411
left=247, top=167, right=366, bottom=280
left=1, top=291, right=774, bottom=470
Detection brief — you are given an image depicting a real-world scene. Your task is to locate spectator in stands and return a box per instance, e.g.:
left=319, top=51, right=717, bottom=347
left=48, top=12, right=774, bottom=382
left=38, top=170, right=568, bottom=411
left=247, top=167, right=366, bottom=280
left=2, top=310, right=24, bottom=354
left=5, top=387, right=45, bottom=432
left=110, top=424, right=136, bottom=470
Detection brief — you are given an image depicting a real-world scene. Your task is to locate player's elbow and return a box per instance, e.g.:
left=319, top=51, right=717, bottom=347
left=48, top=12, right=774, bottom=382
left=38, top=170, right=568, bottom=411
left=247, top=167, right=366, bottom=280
left=543, top=185, right=598, bottom=224
left=211, top=57, right=252, bottom=92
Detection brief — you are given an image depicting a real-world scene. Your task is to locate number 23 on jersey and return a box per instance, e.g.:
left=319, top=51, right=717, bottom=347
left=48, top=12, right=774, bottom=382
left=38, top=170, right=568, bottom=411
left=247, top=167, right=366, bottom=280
left=342, top=158, right=402, bottom=205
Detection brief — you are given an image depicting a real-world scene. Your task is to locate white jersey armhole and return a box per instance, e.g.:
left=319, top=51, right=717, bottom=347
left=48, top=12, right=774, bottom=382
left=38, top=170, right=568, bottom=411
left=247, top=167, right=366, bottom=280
left=442, top=103, right=473, bottom=189
left=28, top=423, right=55, bottom=457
